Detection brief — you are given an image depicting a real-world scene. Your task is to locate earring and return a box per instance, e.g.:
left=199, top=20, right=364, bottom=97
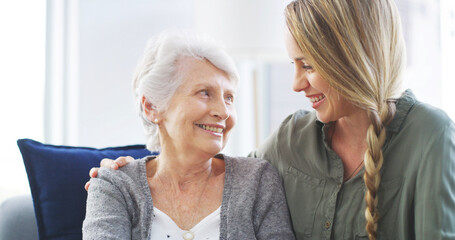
left=154, top=119, right=158, bottom=123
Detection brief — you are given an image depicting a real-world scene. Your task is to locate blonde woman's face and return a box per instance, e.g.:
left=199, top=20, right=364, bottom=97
left=159, top=57, right=237, bottom=157
left=284, top=29, right=358, bottom=123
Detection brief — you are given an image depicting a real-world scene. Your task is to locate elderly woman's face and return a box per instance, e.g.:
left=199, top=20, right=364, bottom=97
left=159, top=57, right=237, bottom=156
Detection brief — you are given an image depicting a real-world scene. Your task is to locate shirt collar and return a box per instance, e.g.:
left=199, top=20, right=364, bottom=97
left=386, top=89, right=416, bottom=133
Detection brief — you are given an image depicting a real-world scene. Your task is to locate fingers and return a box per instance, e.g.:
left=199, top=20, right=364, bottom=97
left=100, top=158, right=116, bottom=168
left=111, top=156, right=134, bottom=170
left=115, top=156, right=134, bottom=167
left=85, top=156, right=134, bottom=191
left=85, top=167, right=98, bottom=192
left=98, top=156, right=134, bottom=171
left=89, top=167, right=99, bottom=178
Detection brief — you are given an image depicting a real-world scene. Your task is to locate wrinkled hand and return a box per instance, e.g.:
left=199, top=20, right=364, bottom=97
left=84, top=156, right=134, bottom=191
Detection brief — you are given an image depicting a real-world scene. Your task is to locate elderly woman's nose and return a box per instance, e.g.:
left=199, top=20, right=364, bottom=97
left=212, top=97, right=229, bottom=120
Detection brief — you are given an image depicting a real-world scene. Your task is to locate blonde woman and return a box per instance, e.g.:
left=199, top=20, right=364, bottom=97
left=251, top=0, right=454, bottom=239
left=88, top=0, right=455, bottom=239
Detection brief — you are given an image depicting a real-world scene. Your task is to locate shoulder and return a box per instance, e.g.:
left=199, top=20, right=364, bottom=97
left=222, top=155, right=285, bottom=201
left=98, top=157, right=145, bottom=180
left=280, top=109, right=317, bottom=132
left=392, top=98, right=455, bottom=168
left=409, top=102, right=453, bottom=128
left=256, top=109, right=318, bottom=152
left=250, top=109, right=320, bottom=173
left=90, top=157, right=152, bottom=213
left=84, top=157, right=153, bottom=239
left=403, top=101, right=454, bottom=139
left=392, top=90, right=453, bottom=136
left=226, top=155, right=273, bottom=170
left=224, top=155, right=281, bottom=183
left=94, top=157, right=148, bottom=192
left=275, top=109, right=320, bottom=146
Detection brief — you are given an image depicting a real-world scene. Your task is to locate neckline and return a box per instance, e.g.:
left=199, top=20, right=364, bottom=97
left=138, top=154, right=232, bottom=239
left=153, top=206, right=221, bottom=232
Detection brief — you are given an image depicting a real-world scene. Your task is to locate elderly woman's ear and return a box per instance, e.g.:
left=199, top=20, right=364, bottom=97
left=142, top=96, right=160, bottom=124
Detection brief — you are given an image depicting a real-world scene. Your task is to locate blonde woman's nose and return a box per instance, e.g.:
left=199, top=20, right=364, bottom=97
left=292, top=70, right=310, bottom=92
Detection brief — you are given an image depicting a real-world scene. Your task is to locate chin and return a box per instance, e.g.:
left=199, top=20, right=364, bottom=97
left=316, top=114, right=330, bottom=124
left=202, top=143, right=224, bottom=156
left=316, top=110, right=338, bottom=124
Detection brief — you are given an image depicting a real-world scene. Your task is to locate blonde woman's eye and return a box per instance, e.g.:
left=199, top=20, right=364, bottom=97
left=302, top=64, right=313, bottom=70
left=302, top=64, right=314, bottom=72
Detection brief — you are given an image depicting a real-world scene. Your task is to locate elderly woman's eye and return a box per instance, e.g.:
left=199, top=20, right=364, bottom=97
left=226, top=94, right=234, bottom=103
left=199, top=90, right=209, bottom=96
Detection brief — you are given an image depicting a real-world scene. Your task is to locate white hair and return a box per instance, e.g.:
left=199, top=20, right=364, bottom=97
left=132, top=30, right=239, bottom=152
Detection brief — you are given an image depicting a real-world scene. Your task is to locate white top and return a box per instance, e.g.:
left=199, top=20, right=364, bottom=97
left=150, top=207, right=221, bottom=240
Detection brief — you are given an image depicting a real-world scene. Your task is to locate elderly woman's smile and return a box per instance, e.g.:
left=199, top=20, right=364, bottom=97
left=195, top=123, right=225, bottom=135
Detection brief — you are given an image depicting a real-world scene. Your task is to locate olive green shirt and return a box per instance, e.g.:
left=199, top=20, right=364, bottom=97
left=250, top=90, right=455, bottom=239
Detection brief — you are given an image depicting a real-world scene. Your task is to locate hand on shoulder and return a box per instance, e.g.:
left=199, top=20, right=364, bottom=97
left=84, top=156, right=134, bottom=191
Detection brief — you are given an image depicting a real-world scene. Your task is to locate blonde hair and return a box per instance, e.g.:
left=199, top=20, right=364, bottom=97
left=132, top=30, right=239, bottom=152
left=285, top=0, right=406, bottom=239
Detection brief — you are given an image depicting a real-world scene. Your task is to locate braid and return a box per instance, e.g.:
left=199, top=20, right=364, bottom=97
left=363, top=101, right=396, bottom=240
left=363, top=116, right=384, bottom=239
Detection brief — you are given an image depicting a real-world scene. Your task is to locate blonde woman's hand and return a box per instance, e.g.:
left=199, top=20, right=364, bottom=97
left=84, top=156, right=134, bottom=191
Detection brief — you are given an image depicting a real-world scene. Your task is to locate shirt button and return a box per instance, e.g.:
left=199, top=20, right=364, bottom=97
left=325, top=221, right=331, bottom=229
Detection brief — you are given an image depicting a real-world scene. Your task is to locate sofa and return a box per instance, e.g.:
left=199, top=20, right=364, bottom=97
left=0, top=194, right=38, bottom=240
left=0, top=139, right=154, bottom=240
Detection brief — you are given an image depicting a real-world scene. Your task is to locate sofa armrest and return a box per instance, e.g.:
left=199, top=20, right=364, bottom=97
left=0, top=194, right=38, bottom=240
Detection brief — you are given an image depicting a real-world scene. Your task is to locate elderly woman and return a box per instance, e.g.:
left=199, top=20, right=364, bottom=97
left=82, top=31, right=295, bottom=240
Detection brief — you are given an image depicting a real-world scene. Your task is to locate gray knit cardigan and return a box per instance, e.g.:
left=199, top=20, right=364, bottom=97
left=83, top=154, right=295, bottom=240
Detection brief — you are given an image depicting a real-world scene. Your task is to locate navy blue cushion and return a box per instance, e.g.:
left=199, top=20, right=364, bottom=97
left=17, top=138, right=152, bottom=240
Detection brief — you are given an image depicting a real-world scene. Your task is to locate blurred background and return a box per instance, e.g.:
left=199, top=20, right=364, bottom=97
left=0, top=0, right=454, bottom=203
